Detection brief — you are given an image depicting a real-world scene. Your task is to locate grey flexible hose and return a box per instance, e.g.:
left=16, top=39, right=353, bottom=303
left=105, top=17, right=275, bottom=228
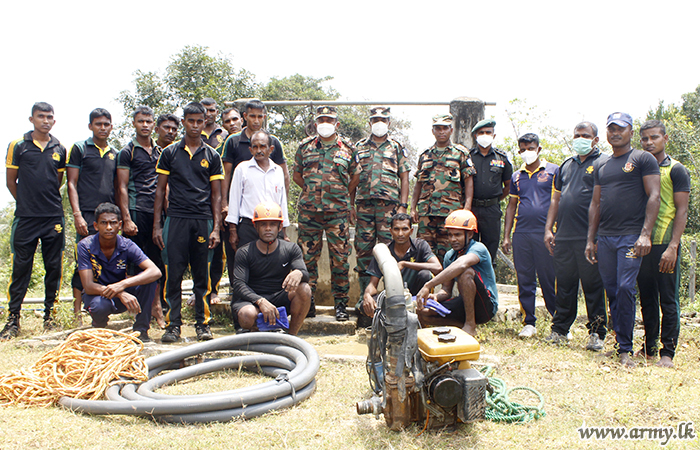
left=58, top=332, right=319, bottom=424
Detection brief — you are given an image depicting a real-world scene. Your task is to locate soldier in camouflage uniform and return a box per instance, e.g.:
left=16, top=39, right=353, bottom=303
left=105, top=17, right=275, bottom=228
left=411, top=114, right=475, bottom=262
left=293, top=106, right=361, bottom=321
left=354, top=107, right=411, bottom=304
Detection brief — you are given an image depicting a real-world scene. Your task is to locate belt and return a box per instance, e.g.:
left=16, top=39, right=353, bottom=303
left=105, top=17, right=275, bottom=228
left=239, top=217, right=254, bottom=224
left=473, top=197, right=500, bottom=207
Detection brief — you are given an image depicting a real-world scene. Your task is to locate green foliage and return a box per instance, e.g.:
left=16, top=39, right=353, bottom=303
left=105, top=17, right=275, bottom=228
left=114, top=45, right=258, bottom=147
left=260, top=74, right=338, bottom=143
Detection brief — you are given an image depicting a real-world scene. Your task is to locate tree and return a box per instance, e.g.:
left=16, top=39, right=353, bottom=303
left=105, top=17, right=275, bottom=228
left=114, top=45, right=258, bottom=146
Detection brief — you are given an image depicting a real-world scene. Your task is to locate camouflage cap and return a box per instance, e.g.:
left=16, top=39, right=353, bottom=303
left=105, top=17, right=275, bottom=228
left=370, top=107, right=391, bottom=119
left=471, top=118, right=496, bottom=134
left=315, top=105, right=338, bottom=119
left=432, top=114, right=453, bottom=126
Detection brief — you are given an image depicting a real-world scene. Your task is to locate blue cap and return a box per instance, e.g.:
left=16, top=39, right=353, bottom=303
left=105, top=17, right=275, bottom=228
left=606, top=112, right=633, bottom=128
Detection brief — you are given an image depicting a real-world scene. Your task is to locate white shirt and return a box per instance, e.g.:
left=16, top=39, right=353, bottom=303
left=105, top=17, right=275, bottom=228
left=226, top=158, right=289, bottom=227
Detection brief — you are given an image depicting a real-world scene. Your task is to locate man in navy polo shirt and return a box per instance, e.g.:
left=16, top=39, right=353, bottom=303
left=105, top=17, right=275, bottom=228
left=544, top=122, right=608, bottom=350
left=201, top=98, right=228, bottom=149
left=1, top=102, right=67, bottom=340
left=67, top=108, right=118, bottom=322
left=154, top=102, right=224, bottom=343
left=117, top=106, right=166, bottom=329
left=586, top=112, right=660, bottom=368
left=502, top=133, right=558, bottom=338
left=78, top=203, right=161, bottom=342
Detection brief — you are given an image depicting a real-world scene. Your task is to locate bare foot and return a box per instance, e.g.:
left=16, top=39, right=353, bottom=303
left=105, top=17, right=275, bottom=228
left=462, top=323, right=476, bottom=336
left=151, top=301, right=166, bottom=329
left=620, top=353, right=636, bottom=368
left=210, top=294, right=221, bottom=305
left=186, top=294, right=196, bottom=307
left=656, top=356, right=674, bottom=368
left=634, top=348, right=655, bottom=360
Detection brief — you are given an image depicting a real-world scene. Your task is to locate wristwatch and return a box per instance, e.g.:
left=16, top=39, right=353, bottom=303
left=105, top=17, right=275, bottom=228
left=399, top=203, right=408, bottom=208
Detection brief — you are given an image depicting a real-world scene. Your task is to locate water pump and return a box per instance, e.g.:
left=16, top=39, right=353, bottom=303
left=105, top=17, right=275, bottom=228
left=356, top=244, right=488, bottom=430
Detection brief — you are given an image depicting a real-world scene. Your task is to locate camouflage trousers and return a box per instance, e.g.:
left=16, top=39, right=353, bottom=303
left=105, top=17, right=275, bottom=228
left=417, top=215, right=449, bottom=264
left=298, top=209, right=350, bottom=305
left=355, top=199, right=398, bottom=296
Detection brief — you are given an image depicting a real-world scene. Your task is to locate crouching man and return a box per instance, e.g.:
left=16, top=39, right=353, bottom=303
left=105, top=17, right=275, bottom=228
left=416, top=209, right=499, bottom=336
left=357, top=212, right=442, bottom=328
left=231, top=202, right=311, bottom=335
left=77, top=203, right=162, bottom=342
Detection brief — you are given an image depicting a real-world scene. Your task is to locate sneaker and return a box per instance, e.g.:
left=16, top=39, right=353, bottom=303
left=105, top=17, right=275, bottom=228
left=306, top=298, right=316, bottom=318
left=136, top=330, right=152, bottom=343
left=518, top=324, right=536, bottom=338
left=43, top=318, right=56, bottom=331
left=335, top=302, right=349, bottom=322
left=195, top=324, right=213, bottom=341
left=161, top=325, right=181, bottom=343
left=0, top=314, right=20, bottom=340
left=585, top=333, right=605, bottom=352
left=544, top=331, right=567, bottom=345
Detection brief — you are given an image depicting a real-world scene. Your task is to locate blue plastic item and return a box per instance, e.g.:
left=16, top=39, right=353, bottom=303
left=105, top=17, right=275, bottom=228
left=256, top=306, right=290, bottom=331
left=425, top=299, right=451, bottom=317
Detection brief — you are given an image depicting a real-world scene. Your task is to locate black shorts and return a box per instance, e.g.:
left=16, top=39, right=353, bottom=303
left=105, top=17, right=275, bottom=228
left=230, top=289, right=291, bottom=319
left=439, top=272, right=496, bottom=324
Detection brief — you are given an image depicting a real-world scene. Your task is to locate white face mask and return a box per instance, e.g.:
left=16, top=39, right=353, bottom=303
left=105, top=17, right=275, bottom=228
left=521, top=150, right=539, bottom=165
left=316, top=122, right=336, bottom=138
left=371, top=121, right=388, bottom=137
left=476, top=134, right=494, bottom=148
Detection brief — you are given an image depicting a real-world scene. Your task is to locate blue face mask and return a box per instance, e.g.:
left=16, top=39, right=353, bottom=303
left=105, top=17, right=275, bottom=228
left=572, top=137, right=593, bottom=155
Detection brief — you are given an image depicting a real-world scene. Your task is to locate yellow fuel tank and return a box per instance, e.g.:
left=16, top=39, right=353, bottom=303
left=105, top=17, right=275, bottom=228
left=417, top=327, right=480, bottom=369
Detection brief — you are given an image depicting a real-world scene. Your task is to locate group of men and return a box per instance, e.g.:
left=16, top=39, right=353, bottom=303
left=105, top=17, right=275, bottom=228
left=1, top=101, right=690, bottom=368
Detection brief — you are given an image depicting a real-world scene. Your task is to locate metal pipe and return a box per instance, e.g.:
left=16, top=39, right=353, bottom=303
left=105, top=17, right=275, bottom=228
left=224, top=100, right=496, bottom=107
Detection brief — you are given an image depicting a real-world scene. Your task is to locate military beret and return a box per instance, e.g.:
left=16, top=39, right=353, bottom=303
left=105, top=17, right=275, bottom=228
left=370, top=106, right=391, bottom=119
left=315, top=105, right=337, bottom=119
left=432, top=114, right=453, bottom=126
left=471, top=118, right=496, bottom=134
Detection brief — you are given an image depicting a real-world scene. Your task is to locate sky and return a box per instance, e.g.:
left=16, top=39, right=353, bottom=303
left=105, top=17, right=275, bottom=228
left=2, top=0, right=699, bottom=207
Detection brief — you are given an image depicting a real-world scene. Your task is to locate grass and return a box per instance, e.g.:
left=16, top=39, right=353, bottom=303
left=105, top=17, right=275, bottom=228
left=0, top=309, right=699, bottom=449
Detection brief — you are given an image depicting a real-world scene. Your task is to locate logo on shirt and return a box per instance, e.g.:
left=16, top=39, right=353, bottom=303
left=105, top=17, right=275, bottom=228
left=410, top=257, right=415, bottom=262
left=217, top=135, right=224, bottom=144
left=282, top=262, right=289, bottom=267
left=52, top=152, right=61, bottom=161
left=537, top=171, right=550, bottom=182
left=54, top=224, right=63, bottom=233
left=200, top=159, right=209, bottom=169
left=108, top=153, right=115, bottom=160
left=197, top=236, right=206, bottom=244
left=586, top=166, right=594, bottom=174
left=622, top=162, right=634, bottom=173
left=90, top=255, right=102, bottom=281
left=116, top=259, right=126, bottom=270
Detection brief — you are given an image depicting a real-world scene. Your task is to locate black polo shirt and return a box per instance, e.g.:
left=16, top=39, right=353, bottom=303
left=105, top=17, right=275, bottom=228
left=594, top=148, right=660, bottom=236
left=470, top=146, right=513, bottom=200
left=67, top=137, right=117, bottom=212
left=6, top=131, right=66, bottom=217
left=117, top=138, right=161, bottom=213
left=554, top=149, right=608, bottom=241
left=221, top=127, right=285, bottom=171
left=366, top=237, right=435, bottom=287
left=202, top=126, right=228, bottom=152
left=156, top=139, right=224, bottom=219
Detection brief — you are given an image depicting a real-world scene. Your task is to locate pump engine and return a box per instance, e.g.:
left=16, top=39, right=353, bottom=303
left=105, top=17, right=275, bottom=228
left=356, top=244, right=488, bottom=430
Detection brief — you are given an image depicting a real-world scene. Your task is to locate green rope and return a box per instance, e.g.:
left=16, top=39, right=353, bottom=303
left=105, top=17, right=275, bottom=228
left=477, top=365, right=546, bottom=423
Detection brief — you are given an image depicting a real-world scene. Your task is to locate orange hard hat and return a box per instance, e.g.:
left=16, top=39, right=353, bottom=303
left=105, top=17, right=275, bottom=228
left=252, top=202, right=284, bottom=223
left=444, top=209, right=478, bottom=232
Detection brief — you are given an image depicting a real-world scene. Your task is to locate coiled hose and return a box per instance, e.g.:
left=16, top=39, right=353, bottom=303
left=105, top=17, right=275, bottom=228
left=58, top=332, right=319, bottom=424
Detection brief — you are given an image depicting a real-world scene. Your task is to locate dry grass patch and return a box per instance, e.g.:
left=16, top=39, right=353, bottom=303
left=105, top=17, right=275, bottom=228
left=0, top=312, right=698, bottom=449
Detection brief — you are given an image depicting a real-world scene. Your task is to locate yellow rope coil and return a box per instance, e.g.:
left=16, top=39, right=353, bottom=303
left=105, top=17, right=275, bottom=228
left=0, top=328, right=149, bottom=407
